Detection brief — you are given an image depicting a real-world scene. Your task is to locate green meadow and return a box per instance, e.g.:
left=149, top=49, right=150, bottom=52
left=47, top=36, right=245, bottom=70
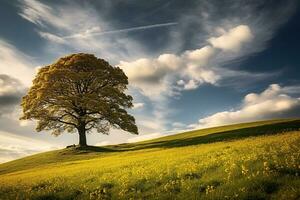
left=0, top=119, right=300, bottom=200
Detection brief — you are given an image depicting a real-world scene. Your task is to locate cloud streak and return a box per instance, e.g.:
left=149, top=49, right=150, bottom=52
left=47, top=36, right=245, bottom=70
left=63, top=22, right=178, bottom=39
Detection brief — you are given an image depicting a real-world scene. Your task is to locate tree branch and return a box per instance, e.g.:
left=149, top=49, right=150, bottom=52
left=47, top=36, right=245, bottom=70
left=57, top=119, right=77, bottom=127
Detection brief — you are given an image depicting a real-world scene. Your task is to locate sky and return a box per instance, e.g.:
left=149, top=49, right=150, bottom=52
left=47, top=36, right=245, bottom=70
left=0, top=0, right=300, bottom=163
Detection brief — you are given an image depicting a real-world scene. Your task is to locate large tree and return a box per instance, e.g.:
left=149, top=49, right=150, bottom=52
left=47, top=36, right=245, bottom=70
left=20, top=53, right=138, bottom=147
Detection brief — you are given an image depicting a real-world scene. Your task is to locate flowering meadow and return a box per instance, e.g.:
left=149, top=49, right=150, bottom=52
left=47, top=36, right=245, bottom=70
left=0, top=119, right=299, bottom=199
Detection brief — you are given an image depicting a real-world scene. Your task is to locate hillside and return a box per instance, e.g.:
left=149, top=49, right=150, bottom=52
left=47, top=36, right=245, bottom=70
left=0, top=119, right=300, bottom=200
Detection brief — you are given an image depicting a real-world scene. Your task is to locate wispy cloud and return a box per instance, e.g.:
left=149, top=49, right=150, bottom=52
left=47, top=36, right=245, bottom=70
left=63, top=22, right=178, bottom=39
left=132, top=102, right=145, bottom=109
left=18, top=0, right=147, bottom=63
left=127, top=133, right=163, bottom=143
left=0, top=131, right=58, bottom=163
left=0, top=74, right=26, bottom=117
left=0, top=39, right=35, bottom=86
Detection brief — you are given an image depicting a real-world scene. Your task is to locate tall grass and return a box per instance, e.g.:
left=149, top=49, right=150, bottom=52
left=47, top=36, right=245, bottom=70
left=0, top=119, right=299, bottom=199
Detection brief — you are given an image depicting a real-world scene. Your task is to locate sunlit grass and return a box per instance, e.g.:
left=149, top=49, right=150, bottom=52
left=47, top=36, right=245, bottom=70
left=0, top=119, right=299, bottom=199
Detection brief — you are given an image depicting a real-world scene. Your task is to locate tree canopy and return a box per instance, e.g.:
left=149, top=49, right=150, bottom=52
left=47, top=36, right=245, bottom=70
left=20, top=53, right=138, bottom=146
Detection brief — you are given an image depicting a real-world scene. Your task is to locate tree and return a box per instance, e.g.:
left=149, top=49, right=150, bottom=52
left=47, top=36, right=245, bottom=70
left=20, top=53, right=138, bottom=147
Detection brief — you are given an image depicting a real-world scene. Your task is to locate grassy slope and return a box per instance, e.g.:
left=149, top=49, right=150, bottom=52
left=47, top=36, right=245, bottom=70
left=0, top=119, right=300, bottom=200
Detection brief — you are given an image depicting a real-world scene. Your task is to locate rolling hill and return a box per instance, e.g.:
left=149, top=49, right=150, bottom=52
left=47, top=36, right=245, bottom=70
left=0, top=119, right=300, bottom=200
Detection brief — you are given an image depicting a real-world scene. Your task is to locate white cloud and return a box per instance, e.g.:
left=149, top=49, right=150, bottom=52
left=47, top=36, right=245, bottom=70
left=0, top=74, right=25, bottom=96
left=94, top=141, right=111, bottom=146
left=127, top=132, right=163, bottom=143
left=133, top=102, right=144, bottom=109
left=119, top=25, right=252, bottom=98
left=181, top=79, right=200, bottom=90
left=137, top=118, right=165, bottom=133
left=0, top=131, right=58, bottom=163
left=19, top=120, right=33, bottom=127
left=118, top=45, right=217, bottom=97
left=0, top=40, right=35, bottom=86
left=208, top=25, right=253, bottom=52
left=172, top=122, right=186, bottom=129
left=63, top=26, right=102, bottom=39
left=126, top=124, right=192, bottom=143
left=18, top=0, right=52, bottom=27
left=192, top=84, right=300, bottom=128
left=38, top=32, right=66, bottom=44
left=0, top=75, right=26, bottom=117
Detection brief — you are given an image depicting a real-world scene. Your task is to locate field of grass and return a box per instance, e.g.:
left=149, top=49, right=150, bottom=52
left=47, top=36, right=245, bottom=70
left=0, top=119, right=300, bottom=200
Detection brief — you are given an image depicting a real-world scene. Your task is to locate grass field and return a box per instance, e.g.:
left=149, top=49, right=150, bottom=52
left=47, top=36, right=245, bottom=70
left=0, top=119, right=300, bottom=200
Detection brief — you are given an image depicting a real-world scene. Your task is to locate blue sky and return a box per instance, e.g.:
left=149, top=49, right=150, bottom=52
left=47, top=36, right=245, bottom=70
left=0, top=0, right=300, bottom=162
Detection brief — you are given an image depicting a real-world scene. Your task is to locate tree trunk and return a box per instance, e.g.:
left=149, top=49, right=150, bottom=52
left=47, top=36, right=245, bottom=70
left=78, top=124, right=87, bottom=147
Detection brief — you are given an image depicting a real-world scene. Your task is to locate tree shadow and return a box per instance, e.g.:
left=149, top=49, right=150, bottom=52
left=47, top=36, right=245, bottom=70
left=63, top=145, right=120, bottom=154
left=73, top=120, right=300, bottom=153
left=114, top=119, right=300, bottom=151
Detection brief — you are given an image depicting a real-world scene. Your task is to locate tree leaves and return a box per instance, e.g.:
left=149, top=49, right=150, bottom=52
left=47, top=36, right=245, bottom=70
left=20, top=53, right=138, bottom=137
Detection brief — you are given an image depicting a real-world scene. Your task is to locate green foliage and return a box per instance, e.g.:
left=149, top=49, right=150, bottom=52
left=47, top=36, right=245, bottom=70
left=0, top=119, right=300, bottom=199
left=20, top=53, right=138, bottom=145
